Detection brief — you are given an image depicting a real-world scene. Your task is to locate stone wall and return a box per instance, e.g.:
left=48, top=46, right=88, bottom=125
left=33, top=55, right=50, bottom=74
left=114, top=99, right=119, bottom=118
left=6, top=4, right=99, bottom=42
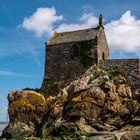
left=97, top=28, right=109, bottom=62
left=100, top=59, right=140, bottom=97
left=41, top=40, right=98, bottom=96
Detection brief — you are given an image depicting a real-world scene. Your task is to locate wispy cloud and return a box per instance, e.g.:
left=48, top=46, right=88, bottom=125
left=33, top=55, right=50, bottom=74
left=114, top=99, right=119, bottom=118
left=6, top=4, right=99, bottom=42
left=1, top=4, right=42, bottom=68
left=15, top=31, right=42, bottom=67
left=0, top=41, right=30, bottom=57
left=0, top=70, right=34, bottom=78
left=0, top=55, right=33, bottom=67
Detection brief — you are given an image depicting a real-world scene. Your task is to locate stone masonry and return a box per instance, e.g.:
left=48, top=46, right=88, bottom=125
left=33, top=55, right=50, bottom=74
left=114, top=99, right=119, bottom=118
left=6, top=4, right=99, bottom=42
left=100, top=59, right=140, bottom=97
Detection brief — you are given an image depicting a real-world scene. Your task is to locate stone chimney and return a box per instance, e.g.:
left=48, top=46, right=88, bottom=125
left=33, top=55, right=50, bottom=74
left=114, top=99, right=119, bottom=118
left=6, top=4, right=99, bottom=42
left=99, top=14, right=103, bottom=27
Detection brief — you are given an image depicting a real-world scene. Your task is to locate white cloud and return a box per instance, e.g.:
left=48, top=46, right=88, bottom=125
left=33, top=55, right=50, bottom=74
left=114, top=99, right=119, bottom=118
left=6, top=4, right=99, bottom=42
left=20, top=7, right=140, bottom=57
left=0, top=71, right=34, bottom=78
left=79, top=13, right=98, bottom=26
left=105, top=11, right=140, bottom=53
left=55, top=12, right=98, bottom=32
left=20, top=7, right=98, bottom=34
left=20, top=7, right=63, bottom=37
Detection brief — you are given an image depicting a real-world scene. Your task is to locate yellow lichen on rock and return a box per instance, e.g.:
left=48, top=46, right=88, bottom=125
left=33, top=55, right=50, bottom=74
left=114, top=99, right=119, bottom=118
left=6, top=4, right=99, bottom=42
left=10, top=98, right=35, bottom=110
left=72, top=95, right=82, bottom=102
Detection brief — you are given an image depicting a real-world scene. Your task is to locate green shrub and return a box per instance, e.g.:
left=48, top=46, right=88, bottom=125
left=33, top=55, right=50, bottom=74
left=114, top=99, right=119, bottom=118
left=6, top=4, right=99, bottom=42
left=79, top=41, right=95, bottom=68
left=107, top=65, right=125, bottom=79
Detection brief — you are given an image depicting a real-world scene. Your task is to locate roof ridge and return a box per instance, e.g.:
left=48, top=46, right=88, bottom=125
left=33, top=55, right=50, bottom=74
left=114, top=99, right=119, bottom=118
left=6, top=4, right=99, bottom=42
left=54, top=27, right=99, bottom=35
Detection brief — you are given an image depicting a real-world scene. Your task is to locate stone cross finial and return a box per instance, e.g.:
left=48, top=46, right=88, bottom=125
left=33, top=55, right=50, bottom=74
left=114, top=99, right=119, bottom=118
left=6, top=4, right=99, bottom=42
left=53, top=31, right=58, bottom=36
left=99, top=14, right=103, bottom=27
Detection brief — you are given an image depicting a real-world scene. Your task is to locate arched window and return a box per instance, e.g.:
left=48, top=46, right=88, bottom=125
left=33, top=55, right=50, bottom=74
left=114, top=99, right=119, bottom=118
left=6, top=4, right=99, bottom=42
left=102, top=52, right=105, bottom=60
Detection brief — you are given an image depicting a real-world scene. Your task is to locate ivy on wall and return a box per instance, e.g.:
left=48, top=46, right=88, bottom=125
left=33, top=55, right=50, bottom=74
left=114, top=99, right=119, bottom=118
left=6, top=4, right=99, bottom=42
left=79, top=41, right=95, bottom=68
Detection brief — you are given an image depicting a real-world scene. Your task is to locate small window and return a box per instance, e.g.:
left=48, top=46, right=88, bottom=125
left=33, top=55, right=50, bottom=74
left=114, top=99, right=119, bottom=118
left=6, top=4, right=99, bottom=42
left=102, top=52, right=105, bottom=60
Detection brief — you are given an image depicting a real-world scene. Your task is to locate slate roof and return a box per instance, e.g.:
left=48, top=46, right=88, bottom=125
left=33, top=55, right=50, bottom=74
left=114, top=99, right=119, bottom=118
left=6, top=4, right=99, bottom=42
left=48, top=27, right=99, bottom=45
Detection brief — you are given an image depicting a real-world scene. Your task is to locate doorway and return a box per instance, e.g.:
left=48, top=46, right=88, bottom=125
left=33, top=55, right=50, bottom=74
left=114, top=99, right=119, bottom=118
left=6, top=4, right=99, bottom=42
left=102, top=52, right=105, bottom=60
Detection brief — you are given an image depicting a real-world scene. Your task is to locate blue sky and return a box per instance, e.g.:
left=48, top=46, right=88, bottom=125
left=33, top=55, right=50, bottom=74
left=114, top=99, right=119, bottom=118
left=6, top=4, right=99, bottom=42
left=0, top=0, right=140, bottom=121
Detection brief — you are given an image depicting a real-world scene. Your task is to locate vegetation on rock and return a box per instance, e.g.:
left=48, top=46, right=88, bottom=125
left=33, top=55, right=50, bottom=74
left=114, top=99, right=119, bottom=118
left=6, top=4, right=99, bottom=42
left=1, top=65, right=140, bottom=140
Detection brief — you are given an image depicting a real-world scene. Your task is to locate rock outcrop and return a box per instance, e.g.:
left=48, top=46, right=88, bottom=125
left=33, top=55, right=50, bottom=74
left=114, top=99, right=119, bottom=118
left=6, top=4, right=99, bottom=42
left=1, top=65, right=140, bottom=139
left=1, top=90, right=46, bottom=138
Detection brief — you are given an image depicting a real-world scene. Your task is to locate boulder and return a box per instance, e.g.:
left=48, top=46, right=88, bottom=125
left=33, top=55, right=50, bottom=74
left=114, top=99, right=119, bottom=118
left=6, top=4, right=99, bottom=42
left=1, top=90, right=46, bottom=138
left=120, top=126, right=140, bottom=140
